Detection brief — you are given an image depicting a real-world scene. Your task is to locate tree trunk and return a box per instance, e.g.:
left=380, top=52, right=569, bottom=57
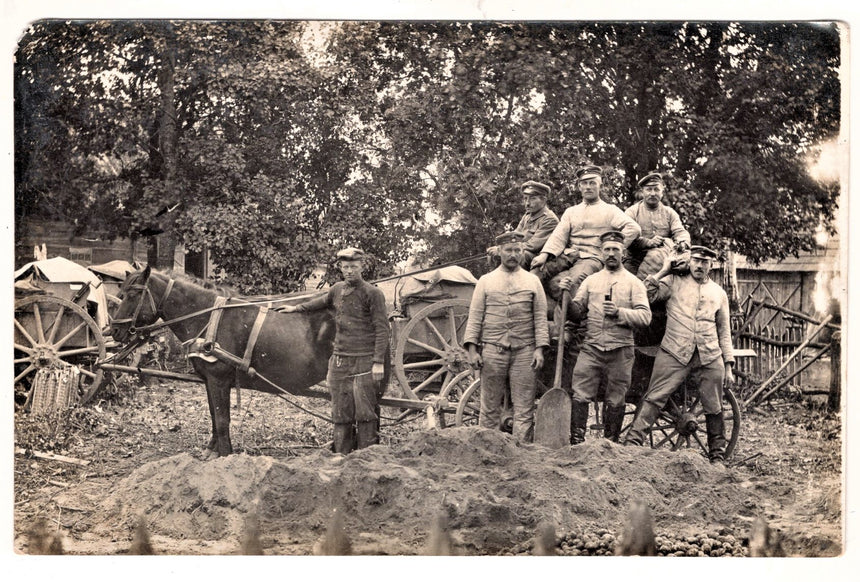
left=828, top=330, right=840, bottom=412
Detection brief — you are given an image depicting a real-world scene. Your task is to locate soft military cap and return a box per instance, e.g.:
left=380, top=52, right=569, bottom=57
left=575, top=165, right=603, bottom=182
left=336, top=247, right=366, bottom=261
left=637, top=172, right=665, bottom=188
left=599, top=230, right=625, bottom=245
left=495, top=231, right=527, bottom=245
left=520, top=180, right=551, bottom=197
left=689, top=245, right=718, bottom=260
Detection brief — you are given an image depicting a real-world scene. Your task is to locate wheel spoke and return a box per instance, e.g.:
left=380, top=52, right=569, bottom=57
left=692, top=431, right=707, bottom=452
left=46, top=303, right=67, bottom=344
left=446, top=307, right=459, bottom=345
left=412, top=366, right=448, bottom=392
left=14, top=364, right=36, bottom=384
left=406, top=337, right=447, bottom=358
left=422, top=317, right=450, bottom=350
left=14, top=343, right=35, bottom=356
left=79, top=368, right=97, bottom=379
left=14, top=318, right=38, bottom=348
left=57, top=346, right=104, bottom=358
left=32, top=303, right=46, bottom=343
left=53, top=321, right=88, bottom=350
left=441, top=370, right=453, bottom=391
left=402, top=358, right=447, bottom=370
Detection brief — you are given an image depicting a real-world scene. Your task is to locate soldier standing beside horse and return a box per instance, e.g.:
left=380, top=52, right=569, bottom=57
left=281, top=247, right=390, bottom=454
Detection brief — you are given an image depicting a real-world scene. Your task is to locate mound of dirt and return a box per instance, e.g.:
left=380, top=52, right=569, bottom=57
left=81, top=427, right=769, bottom=555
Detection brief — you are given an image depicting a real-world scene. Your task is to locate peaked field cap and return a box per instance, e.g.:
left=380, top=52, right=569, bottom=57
left=520, top=180, right=551, bottom=196
left=495, top=231, right=527, bottom=245
left=637, top=172, right=665, bottom=188
left=689, top=245, right=718, bottom=260
left=575, top=165, right=603, bottom=181
left=599, top=230, right=625, bottom=245
left=336, top=247, right=365, bottom=260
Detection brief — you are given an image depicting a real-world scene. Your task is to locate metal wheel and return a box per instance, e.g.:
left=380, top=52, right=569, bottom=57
left=394, top=299, right=472, bottom=401
left=14, top=295, right=107, bottom=406
left=642, top=384, right=741, bottom=458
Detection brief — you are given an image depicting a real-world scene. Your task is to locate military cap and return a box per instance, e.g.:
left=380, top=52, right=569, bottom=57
left=689, top=245, right=718, bottom=260
left=599, top=230, right=625, bottom=245
left=575, top=165, right=603, bottom=182
left=495, top=231, right=527, bottom=245
left=637, top=172, right=665, bottom=188
left=520, top=180, right=551, bottom=197
left=336, top=247, right=366, bottom=261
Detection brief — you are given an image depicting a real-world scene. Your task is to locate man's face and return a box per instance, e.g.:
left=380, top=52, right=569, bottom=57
left=578, top=176, right=602, bottom=203
left=601, top=241, right=624, bottom=271
left=641, top=183, right=664, bottom=208
left=499, top=242, right=524, bottom=271
left=338, top=259, right=364, bottom=284
left=523, top=194, right=546, bottom=214
left=689, top=256, right=712, bottom=282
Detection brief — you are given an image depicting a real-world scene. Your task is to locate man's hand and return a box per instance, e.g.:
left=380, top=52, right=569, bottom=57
left=530, top=253, right=549, bottom=270
left=562, top=248, right=580, bottom=261
left=278, top=305, right=298, bottom=313
left=531, top=347, right=545, bottom=370
left=372, top=362, right=385, bottom=383
left=603, top=300, right=618, bottom=317
left=647, top=235, right=665, bottom=248
left=558, top=276, right=573, bottom=292
left=467, top=346, right=483, bottom=370
left=486, top=245, right=499, bottom=257
left=724, top=364, right=735, bottom=386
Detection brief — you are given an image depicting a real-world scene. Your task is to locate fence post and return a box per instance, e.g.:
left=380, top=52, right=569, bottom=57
left=829, top=330, right=841, bottom=412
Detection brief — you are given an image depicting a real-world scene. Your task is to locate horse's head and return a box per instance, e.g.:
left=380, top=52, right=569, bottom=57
left=111, top=266, right=160, bottom=343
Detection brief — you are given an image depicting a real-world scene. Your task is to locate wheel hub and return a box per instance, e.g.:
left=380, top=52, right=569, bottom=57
left=676, top=412, right=699, bottom=437
left=33, top=344, right=60, bottom=368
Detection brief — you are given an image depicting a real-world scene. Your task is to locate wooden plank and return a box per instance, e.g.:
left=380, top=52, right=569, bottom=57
left=15, top=447, right=90, bottom=467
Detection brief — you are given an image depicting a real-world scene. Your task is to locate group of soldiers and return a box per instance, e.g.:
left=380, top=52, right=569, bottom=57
left=286, top=164, right=734, bottom=464
left=468, top=165, right=734, bottom=463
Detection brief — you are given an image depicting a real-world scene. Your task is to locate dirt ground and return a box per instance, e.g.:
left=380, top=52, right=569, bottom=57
left=12, top=373, right=842, bottom=557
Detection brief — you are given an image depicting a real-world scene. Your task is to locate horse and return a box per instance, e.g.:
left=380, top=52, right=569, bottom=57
left=110, top=266, right=335, bottom=458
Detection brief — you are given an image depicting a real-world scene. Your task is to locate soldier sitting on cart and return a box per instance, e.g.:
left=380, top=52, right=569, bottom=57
left=624, top=246, right=735, bottom=463
left=486, top=180, right=559, bottom=267
left=530, top=165, right=641, bottom=319
left=623, top=172, right=691, bottom=279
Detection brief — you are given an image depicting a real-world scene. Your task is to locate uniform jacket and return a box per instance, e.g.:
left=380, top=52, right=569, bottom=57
left=570, top=268, right=652, bottom=350
left=515, top=206, right=560, bottom=255
left=541, top=199, right=641, bottom=261
left=463, top=267, right=550, bottom=350
left=645, top=273, right=734, bottom=366
left=296, top=280, right=389, bottom=362
left=625, top=201, right=691, bottom=248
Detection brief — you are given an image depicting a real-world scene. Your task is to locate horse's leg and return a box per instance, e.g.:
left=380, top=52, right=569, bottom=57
left=204, top=380, right=218, bottom=455
left=208, top=374, right=235, bottom=457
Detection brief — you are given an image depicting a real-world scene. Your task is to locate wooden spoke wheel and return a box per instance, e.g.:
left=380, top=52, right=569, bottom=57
left=634, top=384, right=741, bottom=459
left=14, top=295, right=107, bottom=407
left=394, top=299, right=473, bottom=401
left=453, top=379, right=513, bottom=432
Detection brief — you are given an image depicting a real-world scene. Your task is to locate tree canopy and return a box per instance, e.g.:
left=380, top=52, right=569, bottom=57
left=15, top=20, right=841, bottom=291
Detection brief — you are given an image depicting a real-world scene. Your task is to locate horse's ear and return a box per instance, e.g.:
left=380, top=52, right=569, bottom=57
left=142, top=265, right=151, bottom=280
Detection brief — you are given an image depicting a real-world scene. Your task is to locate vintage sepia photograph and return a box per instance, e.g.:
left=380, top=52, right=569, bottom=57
left=6, top=1, right=853, bottom=573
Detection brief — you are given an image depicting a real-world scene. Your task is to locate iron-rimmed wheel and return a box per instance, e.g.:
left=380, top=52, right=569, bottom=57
left=14, top=295, right=107, bottom=406
left=394, top=299, right=472, bottom=401
left=638, top=384, right=741, bottom=459
left=454, top=377, right=482, bottom=427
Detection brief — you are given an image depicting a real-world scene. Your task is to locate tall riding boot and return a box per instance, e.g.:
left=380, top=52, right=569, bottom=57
left=356, top=421, right=379, bottom=450
left=570, top=400, right=590, bottom=445
left=705, top=412, right=727, bottom=463
left=332, top=423, right=355, bottom=454
left=603, top=404, right=627, bottom=443
left=623, top=401, right=662, bottom=446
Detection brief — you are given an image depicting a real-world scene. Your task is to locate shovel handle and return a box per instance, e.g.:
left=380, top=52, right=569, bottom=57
left=552, top=290, right=570, bottom=390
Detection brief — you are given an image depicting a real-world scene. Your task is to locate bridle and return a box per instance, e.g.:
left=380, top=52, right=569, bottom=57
left=113, top=276, right=175, bottom=337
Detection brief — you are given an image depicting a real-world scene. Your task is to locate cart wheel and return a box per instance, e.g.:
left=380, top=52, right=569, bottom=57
left=394, top=299, right=472, bottom=401
left=635, top=385, right=741, bottom=459
left=454, top=377, right=482, bottom=427
left=435, top=369, right=477, bottom=427
left=14, top=295, right=107, bottom=406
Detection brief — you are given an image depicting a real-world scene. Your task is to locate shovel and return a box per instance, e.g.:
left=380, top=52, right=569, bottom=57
left=534, top=290, right=572, bottom=448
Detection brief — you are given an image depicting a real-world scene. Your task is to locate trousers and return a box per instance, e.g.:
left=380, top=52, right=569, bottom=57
left=570, top=344, right=635, bottom=407
left=479, top=344, right=537, bottom=442
left=642, top=348, right=725, bottom=414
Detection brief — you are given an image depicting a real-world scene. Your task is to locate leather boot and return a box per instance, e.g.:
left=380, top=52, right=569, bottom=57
left=623, top=401, right=662, bottom=446
left=603, top=404, right=627, bottom=443
left=705, top=412, right=727, bottom=463
left=356, top=421, right=379, bottom=450
left=332, top=423, right=355, bottom=454
left=570, top=400, right=590, bottom=445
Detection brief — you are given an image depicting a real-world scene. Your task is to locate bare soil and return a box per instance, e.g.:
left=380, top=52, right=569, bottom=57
left=13, top=374, right=842, bottom=556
